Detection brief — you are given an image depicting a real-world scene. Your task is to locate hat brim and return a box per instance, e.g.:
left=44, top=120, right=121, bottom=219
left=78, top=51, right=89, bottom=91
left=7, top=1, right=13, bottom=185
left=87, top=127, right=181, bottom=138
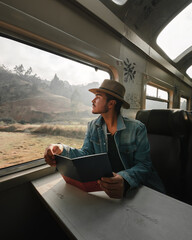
left=89, top=88, right=130, bottom=109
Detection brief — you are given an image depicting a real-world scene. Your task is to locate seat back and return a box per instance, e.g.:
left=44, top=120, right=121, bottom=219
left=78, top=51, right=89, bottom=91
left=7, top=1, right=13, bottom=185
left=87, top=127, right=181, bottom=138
left=136, top=109, right=188, bottom=200
left=185, top=112, right=192, bottom=204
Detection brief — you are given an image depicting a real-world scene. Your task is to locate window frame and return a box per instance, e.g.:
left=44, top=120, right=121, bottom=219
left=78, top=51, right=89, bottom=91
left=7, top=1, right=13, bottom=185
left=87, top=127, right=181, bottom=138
left=0, top=158, right=46, bottom=177
left=145, top=82, right=170, bottom=109
left=142, top=77, right=173, bottom=110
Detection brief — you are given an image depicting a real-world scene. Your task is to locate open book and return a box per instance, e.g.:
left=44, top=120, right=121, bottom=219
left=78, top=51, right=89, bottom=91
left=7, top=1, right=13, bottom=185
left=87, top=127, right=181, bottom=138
left=55, top=153, right=113, bottom=192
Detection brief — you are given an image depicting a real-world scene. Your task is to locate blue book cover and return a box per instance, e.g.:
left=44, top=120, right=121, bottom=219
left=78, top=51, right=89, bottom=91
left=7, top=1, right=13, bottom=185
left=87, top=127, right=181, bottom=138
left=55, top=153, right=113, bottom=192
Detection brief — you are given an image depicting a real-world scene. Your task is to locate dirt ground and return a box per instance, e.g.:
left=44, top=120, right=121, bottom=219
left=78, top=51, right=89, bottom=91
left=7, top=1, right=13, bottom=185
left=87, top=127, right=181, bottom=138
left=0, top=132, right=84, bottom=168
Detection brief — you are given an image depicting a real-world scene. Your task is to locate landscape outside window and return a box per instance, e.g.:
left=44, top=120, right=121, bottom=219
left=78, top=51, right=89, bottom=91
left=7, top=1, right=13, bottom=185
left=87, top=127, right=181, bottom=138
left=0, top=37, right=109, bottom=169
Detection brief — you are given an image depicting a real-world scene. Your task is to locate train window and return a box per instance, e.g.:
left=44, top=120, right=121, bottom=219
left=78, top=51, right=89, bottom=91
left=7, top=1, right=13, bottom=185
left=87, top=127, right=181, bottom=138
left=180, top=97, right=188, bottom=110
left=0, top=36, right=110, bottom=171
left=186, top=65, right=192, bottom=78
left=111, top=0, right=128, bottom=5
left=157, top=3, right=192, bottom=61
left=145, top=84, right=169, bottom=110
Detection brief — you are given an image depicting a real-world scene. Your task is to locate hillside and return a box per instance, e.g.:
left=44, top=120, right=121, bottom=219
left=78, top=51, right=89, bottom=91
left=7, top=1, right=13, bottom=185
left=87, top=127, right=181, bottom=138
left=0, top=65, right=98, bottom=123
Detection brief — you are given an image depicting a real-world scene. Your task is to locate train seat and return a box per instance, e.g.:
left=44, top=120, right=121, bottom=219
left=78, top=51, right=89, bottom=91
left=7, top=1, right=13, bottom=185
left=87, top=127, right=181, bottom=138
left=136, top=109, right=188, bottom=201
left=185, top=112, right=192, bottom=204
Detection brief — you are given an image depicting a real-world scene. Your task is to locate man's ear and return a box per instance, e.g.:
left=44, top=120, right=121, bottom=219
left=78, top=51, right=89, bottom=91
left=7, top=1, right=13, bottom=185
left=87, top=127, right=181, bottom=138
left=108, top=100, right=116, bottom=109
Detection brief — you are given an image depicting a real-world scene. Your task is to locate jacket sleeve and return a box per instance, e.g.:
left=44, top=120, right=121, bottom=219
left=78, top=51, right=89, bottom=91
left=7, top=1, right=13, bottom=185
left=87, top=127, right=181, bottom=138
left=61, top=121, right=95, bottom=158
left=118, top=123, right=152, bottom=189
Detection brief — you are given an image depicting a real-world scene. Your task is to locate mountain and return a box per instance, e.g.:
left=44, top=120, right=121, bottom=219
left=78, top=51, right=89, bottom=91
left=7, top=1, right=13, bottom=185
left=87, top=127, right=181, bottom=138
left=49, top=74, right=99, bottom=106
left=0, top=65, right=99, bottom=123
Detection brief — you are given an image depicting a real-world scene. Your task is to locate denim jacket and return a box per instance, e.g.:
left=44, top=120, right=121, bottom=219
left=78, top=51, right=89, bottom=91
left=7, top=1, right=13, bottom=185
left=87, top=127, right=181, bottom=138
left=61, top=114, right=165, bottom=192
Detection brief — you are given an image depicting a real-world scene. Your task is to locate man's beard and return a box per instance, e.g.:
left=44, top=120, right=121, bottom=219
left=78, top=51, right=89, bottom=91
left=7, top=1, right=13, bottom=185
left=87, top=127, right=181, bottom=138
left=92, top=103, right=109, bottom=114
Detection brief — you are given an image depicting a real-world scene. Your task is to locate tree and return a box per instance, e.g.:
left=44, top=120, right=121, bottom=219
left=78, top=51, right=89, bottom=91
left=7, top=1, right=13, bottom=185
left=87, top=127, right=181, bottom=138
left=25, top=67, right=32, bottom=76
left=14, top=64, right=25, bottom=76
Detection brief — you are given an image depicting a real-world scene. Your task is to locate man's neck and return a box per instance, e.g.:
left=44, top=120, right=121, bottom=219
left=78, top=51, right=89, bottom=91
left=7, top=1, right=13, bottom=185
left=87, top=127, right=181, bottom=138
left=101, top=111, right=118, bottom=135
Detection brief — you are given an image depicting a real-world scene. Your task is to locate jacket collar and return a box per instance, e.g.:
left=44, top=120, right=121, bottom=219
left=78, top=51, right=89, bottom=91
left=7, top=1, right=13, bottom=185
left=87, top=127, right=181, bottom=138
left=95, top=114, right=126, bottom=131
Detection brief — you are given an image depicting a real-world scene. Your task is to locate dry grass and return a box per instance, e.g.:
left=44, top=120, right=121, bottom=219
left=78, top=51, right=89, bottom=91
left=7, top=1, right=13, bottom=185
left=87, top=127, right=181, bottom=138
left=0, top=123, right=39, bottom=132
left=0, top=123, right=87, bottom=138
left=33, top=124, right=87, bottom=139
left=0, top=123, right=86, bottom=168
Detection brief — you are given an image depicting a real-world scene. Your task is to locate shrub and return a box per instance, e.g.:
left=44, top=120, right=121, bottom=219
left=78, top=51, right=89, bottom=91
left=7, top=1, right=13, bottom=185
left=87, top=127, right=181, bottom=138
left=0, top=118, right=16, bottom=124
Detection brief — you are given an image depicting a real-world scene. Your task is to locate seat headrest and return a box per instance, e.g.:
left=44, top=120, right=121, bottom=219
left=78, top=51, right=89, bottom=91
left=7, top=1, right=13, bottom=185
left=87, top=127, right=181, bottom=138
left=136, top=109, right=188, bottom=136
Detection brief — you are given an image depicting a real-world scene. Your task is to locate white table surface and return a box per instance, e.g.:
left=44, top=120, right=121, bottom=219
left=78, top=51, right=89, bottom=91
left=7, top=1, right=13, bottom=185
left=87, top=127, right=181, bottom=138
left=32, top=172, right=192, bottom=240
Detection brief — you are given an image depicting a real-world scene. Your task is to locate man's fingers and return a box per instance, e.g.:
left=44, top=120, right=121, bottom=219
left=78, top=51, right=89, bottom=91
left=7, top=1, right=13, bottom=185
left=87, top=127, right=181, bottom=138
left=98, top=180, right=117, bottom=190
left=98, top=174, right=125, bottom=199
left=46, top=148, right=54, bottom=158
left=53, top=145, right=63, bottom=155
left=101, top=177, right=119, bottom=184
left=44, top=153, right=56, bottom=166
left=44, top=144, right=60, bottom=166
left=101, top=173, right=123, bottom=184
left=99, top=183, right=121, bottom=198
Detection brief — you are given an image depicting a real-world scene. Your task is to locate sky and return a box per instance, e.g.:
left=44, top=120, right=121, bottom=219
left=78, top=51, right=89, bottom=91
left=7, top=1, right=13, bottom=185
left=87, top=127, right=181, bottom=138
left=0, top=36, right=109, bottom=85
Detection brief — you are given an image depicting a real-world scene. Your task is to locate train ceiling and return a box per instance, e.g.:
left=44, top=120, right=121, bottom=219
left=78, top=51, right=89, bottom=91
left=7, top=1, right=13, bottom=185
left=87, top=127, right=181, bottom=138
left=99, top=0, right=192, bottom=81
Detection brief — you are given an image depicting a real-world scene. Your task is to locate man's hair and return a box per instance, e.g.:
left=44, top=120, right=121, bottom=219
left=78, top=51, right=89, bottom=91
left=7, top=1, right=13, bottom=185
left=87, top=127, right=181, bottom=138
left=105, top=93, right=123, bottom=115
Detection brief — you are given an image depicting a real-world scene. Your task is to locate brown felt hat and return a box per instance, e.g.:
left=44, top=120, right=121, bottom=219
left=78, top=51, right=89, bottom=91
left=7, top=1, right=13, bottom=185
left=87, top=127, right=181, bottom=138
left=89, top=79, right=130, bottom=109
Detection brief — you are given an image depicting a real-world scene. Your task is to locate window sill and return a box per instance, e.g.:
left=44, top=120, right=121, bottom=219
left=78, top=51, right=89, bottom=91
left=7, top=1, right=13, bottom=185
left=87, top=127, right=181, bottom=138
left=0, top=163, right=56, bottom=192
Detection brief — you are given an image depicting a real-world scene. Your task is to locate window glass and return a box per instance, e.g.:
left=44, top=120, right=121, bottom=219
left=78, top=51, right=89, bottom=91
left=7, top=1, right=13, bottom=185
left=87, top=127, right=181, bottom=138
left=111, top=0, right=128, bottom=5
left=0, top=36, right=110, bottom=169
left=158, top=89, right=168, bottom=100
left=146, top=85, right=157, bottom=98
left=186, top=65, right=192, bottom=79
left=146, top=99, right=168, bottom=110
left=156, top=3, right=192, bottom=61
left=145, top=84, right=169, bottom=110
left=180, top=97, right=187, bottom=110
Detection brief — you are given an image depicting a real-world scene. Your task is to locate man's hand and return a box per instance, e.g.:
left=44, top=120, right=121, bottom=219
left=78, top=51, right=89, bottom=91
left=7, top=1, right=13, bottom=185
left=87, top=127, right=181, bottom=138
left=44, top=144, right=63, bottom=166
left=98, top=172, right=125, bottom=199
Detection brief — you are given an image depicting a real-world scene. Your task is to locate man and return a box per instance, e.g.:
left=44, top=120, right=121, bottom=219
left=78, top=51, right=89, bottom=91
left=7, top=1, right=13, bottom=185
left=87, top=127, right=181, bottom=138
left=44, top=79, right=165, bottom=198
